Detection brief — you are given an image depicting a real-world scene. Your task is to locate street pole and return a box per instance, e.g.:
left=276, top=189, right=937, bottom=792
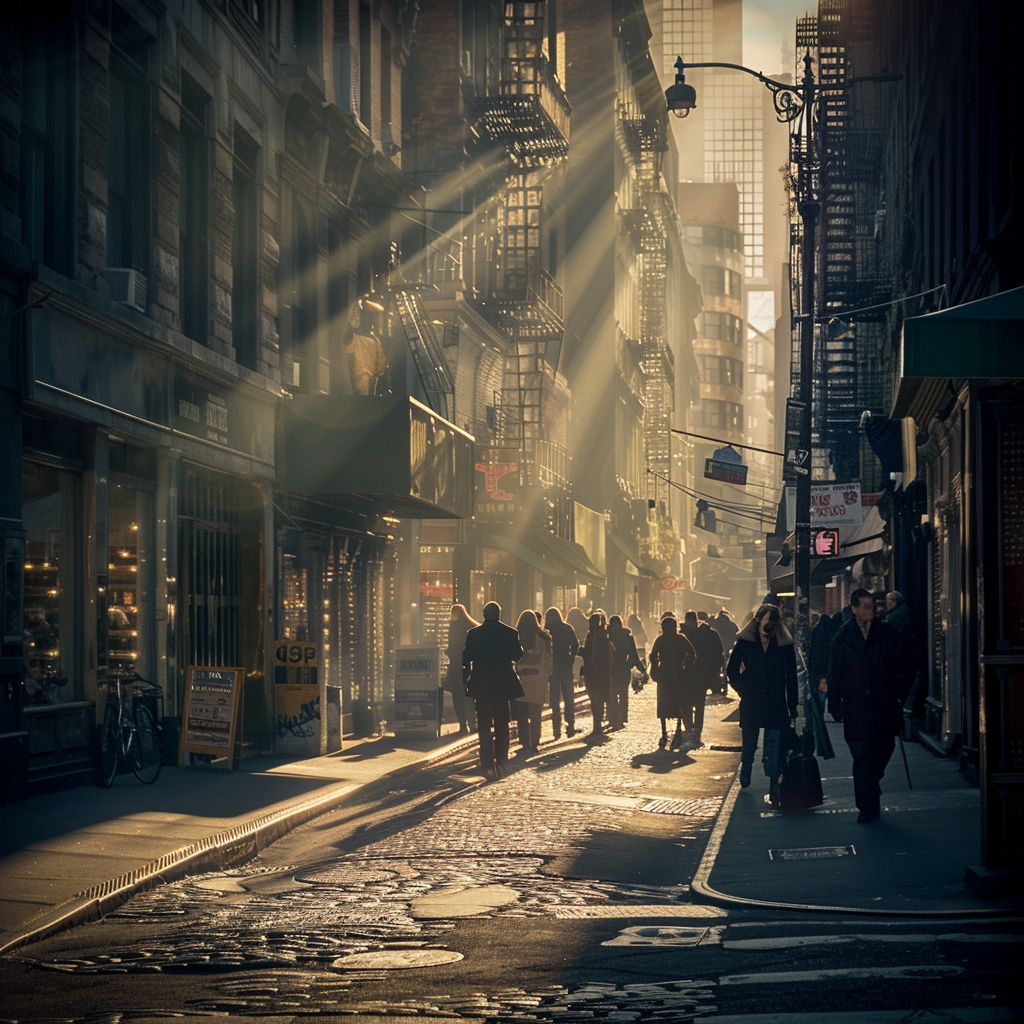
left=793, top=53, right=818, bottom=656
left=665, top=54, right=900, bottom=660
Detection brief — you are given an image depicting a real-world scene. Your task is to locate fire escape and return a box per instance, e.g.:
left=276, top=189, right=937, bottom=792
left=474, top=2, right=573, bottom=535
left=619, top=103, right=674, bottom=564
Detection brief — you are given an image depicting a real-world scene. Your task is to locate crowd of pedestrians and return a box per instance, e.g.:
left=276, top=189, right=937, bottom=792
left=453, top=589, right=917, bottom=817
left=455, top=600, right=732, bottom=779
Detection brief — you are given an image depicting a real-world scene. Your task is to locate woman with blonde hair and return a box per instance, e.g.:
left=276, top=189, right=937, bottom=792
left=514, top=609, right=551, bottom=754
left=445, top=604, right=479, bottom=734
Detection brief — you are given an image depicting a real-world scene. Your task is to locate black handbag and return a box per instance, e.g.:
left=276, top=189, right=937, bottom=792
left=779, top=749, right=824, bottom=811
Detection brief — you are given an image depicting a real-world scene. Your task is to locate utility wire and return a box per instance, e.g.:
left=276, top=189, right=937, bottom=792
left=670, top=428, right=785, bottom=457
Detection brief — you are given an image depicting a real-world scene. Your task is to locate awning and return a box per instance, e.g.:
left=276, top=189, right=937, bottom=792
left=839, top=504, right=885, bottom=559
left=280, top=394, right=474, bottom=518
left=480, top=532, right=560, bottom=576
left=532, top=530, right=606, bottom=584
left=608, top=532, right=658, bottom=579
left=893, top=286, right=1024, bottom=421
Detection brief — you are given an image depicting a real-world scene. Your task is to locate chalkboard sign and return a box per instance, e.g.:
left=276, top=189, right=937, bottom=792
left=179, top=666, right=244, bottom=766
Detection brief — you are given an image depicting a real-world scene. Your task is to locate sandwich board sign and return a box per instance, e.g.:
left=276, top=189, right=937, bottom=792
left=394, top=645, right=442, bottom=738
left=179, top=666, right=244, bottom=768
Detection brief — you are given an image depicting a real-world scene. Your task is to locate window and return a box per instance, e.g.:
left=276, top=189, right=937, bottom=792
left=22, top=462, right=80, bottom=706
left=702, top=311, right=742, bottom=345
left=695, top=400, right=743, bottom=432
left=380, top=26, right=392, bottom=131
left=233, top=127, right=259, bottom=370
left=359, top=3, right=372, bottom=128
left=179, top=77, right=209, bottom=344
left=282, top=196, right=317, bottom=388
left=698, top=356, right=743, bottom=389
left=107, top=11, right=150, bottom=275
left=702, top=266, right=742, bottom=298
left=107, top=479, right=154, bottom=681
left=20, top=17, right=74, bottom=275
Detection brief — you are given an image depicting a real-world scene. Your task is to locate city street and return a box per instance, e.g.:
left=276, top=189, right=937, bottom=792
left=0, top=690, right=1019, bottom=1023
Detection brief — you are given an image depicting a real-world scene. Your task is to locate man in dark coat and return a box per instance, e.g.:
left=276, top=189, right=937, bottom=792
left=712, top=608, right=739, bottom=664
left=826, top=588, right=916, bottom=823
left=462, top=601, right=524, bottom=779
left=727, top=604, right=798, bottom=800
left=680, top=612, right=724, bottom=743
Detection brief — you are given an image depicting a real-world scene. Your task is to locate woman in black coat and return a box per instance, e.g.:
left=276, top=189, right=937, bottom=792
left=648, top=613, right=697, bottom=750
left=727, top=604, right=798, bottom=800
left=607, top=615, right=646, bottom=730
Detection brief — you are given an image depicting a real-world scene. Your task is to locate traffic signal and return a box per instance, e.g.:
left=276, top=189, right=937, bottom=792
left=694, top=499, right=717, bottom=533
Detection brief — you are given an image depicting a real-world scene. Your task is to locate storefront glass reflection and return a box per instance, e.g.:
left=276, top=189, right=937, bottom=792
left=22, top=462, right=77, bottom=704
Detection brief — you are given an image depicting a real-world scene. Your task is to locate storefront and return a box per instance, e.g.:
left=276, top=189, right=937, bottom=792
left=16, top=293, right=279, bottom=790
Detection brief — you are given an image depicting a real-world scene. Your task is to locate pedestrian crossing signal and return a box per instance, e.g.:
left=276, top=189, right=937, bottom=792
left=812, top=529, right=840, bottom=556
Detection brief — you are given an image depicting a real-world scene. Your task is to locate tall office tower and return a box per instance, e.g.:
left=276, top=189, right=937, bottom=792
left=659, top=0, right=788, bottom=453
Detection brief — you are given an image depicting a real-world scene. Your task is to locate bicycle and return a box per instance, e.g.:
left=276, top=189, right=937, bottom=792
left=97, top=671, right=163, bottom=787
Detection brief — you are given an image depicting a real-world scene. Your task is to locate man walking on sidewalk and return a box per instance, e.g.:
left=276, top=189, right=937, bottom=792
left=462, top=602, right=525, bottom=780
left=728, top=604, right=798, bottom=802
left=826, top=588, right=916, bottom=823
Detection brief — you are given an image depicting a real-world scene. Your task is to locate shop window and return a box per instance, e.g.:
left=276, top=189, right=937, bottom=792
left=22, top=463, right=79, bottom=705
left=107, top=481, right=154, bottom=680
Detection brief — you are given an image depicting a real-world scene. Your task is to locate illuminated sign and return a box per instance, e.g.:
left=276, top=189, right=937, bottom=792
left=812, top=529, right=841, bottom=556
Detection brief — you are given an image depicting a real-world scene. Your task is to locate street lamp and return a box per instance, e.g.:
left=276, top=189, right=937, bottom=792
left=666, top=53, right=899, bottom=655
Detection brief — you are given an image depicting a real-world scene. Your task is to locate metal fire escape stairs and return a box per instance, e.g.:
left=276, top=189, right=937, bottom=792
left=393, top=288, right=455, bottom=424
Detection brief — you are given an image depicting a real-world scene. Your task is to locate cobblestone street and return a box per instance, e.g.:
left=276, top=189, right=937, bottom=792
left=4, top=690, right=741, bottom=1020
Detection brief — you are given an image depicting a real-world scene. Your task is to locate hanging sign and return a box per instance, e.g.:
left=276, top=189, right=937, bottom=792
left=179, top=666, right=244, bottom=767
left=810, top=482, right=864, bottom=527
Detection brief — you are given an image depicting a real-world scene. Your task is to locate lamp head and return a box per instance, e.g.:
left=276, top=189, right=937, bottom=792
left=666, top=56, right=697, bottom=119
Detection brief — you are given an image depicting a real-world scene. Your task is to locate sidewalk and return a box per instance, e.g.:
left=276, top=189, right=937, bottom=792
left=693, top=717, right=1024, bottom=917
left=0, top=721, right=479, bottom=956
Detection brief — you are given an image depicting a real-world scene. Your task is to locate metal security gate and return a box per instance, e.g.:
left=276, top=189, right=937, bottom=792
left=978, top=390, right=1024, bottom=872
left=179, top=467, right=239, bottom=670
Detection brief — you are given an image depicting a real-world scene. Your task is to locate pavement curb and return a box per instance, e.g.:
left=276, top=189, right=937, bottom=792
left=690, top=770, right=1018, bottom=920
left=0, top=732, right=481, bottom=958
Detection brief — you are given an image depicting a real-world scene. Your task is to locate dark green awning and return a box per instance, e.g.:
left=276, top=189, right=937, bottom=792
left=894, top=287, right=1024, bottom=420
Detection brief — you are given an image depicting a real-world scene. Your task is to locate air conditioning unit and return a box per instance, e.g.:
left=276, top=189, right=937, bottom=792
left=101, top=268, right=147, bottom=313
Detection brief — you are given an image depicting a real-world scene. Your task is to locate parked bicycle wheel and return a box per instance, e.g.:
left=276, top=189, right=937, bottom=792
left=98, top=703, right=120, bottom=788
left=130, top=702, right=162, bottom=784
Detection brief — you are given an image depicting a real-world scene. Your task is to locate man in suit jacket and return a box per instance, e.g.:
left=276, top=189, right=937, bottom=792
left=462, top=602, right=524, bottom=779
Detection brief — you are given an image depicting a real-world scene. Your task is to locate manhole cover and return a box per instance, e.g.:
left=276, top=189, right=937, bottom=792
left=331, top=949, right=464, bottom=970
left=768, top=845, right=856, bottom=861
left=602, top=925, right=709, bottom=947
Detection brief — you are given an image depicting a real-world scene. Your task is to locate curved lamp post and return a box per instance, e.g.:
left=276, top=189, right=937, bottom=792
left=667, top=53, right=899, bottom=654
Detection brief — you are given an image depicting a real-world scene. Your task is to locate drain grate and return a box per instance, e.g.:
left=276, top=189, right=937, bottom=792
left=639, top=797, right=723, bottom=817
left=768, top=845, right=856, bottom=861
